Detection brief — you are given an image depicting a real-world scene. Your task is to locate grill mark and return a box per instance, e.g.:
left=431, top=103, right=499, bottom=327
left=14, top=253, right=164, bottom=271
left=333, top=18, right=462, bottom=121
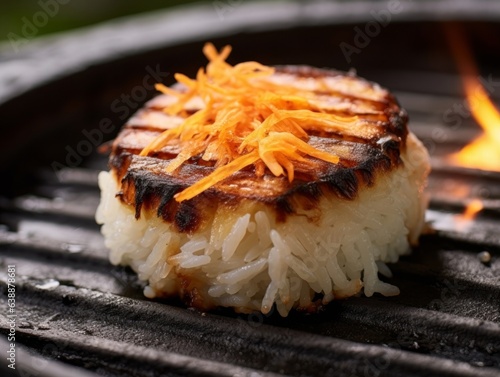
left=126, top=124, right=170, bottom=132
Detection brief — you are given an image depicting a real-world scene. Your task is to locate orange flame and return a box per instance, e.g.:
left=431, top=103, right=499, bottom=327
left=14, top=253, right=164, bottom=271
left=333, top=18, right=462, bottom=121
left=460, top=199, right=484, bottom=221
left=445, top=24, right=500, bottom=171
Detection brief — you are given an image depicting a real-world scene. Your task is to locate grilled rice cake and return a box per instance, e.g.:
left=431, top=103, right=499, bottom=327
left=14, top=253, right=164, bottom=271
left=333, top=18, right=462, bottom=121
left=109, top=65, right=408, bottom=232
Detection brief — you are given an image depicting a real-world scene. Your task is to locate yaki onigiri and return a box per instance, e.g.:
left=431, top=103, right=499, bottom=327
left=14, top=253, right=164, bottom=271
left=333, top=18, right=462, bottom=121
left=96, top=43, right=430, bottom=316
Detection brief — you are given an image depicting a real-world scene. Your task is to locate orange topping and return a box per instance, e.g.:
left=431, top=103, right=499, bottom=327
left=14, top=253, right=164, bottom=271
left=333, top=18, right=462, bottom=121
left=140, top=43, right=359, bottom=202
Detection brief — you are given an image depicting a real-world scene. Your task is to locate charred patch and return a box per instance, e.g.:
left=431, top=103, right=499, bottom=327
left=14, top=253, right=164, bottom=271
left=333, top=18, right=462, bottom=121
left=132, top=176, right=154, bottom=219
left=354, top=163, right=377, bottom=187
left=174, top=200, right=201, bottom=233
left=157, top=185, right=182, bottom=222
left=110, top=153, right=132, bottom=179
left=355, top=155, right=390, bottom=188
left=387, top=108, right=409, bottom=147
left=295, top=182, right=323, bottom=203
left=378, top=136, right=402, bottom=165
left=274, top=196, right=295, bottom=222
left=323, top=167, right=359, bottom=200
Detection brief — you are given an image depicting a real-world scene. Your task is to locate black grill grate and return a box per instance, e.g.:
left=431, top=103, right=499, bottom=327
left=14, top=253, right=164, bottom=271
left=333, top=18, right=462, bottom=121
left=1, top=85, right=500, bottom=377
left=1, top=2, right=500, bottom=376
left=0, top=155, right=499, bottom=377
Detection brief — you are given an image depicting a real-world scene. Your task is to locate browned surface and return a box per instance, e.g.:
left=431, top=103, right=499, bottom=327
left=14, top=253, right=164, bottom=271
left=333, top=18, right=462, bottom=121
left=109, top=66, right=408, bottom=233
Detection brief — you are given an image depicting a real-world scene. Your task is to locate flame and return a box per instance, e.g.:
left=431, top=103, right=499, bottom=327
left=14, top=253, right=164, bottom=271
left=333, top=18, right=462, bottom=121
left=445, top=24, right=500, bottom=171
left=460, top=199, right=484, bottom=221
left=455, top=198, right=483, bottom=231
left=451, top=78, right=500, bottom=170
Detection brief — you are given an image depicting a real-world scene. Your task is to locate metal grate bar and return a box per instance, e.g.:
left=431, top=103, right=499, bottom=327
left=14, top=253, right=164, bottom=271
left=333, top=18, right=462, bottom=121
left=1, top=83, right=500, bottom=376
left=1, top=279, right=499, bottom=377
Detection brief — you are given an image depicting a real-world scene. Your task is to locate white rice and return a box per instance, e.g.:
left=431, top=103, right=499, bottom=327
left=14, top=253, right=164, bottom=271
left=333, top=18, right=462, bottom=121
left=96, top=133, right=429, bottom=317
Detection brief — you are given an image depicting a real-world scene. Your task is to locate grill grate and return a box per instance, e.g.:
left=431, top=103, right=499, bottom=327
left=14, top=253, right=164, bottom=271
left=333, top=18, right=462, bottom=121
left=1, top=75, right=500, bottom=376
left=1, top=3, right=500, bottom=376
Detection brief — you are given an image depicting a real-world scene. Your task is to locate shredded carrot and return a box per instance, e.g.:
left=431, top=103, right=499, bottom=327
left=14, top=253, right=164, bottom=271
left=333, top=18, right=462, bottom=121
left=140, top=43, right=355, bottom=202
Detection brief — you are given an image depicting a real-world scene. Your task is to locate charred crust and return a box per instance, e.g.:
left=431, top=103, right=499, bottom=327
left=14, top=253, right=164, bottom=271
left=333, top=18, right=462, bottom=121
left=157, top=185, right=182, bottom=222
left=109, top=65, right=412, bottom=231
left=174, top=201, right=200, bottom=233
left=323, top=167, right=359, bottom=200
left=110, top=153, right=132, bottom=177
left=387, top=108, right=409, bottom=147
left=295, top=183, right=323, bottom=202
left=121, top=167, right=202, bottom=233
left=133, top=176, right=148, bottom=218
left=354, top=162, right=377, bottom=187
left=274, top=197, right=295, bottom=222
left=379, top=137, right=401, bottom=166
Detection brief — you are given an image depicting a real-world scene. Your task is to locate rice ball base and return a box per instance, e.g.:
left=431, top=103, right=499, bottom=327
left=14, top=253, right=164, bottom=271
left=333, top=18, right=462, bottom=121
left=96, top=65, right=430, bottom=316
